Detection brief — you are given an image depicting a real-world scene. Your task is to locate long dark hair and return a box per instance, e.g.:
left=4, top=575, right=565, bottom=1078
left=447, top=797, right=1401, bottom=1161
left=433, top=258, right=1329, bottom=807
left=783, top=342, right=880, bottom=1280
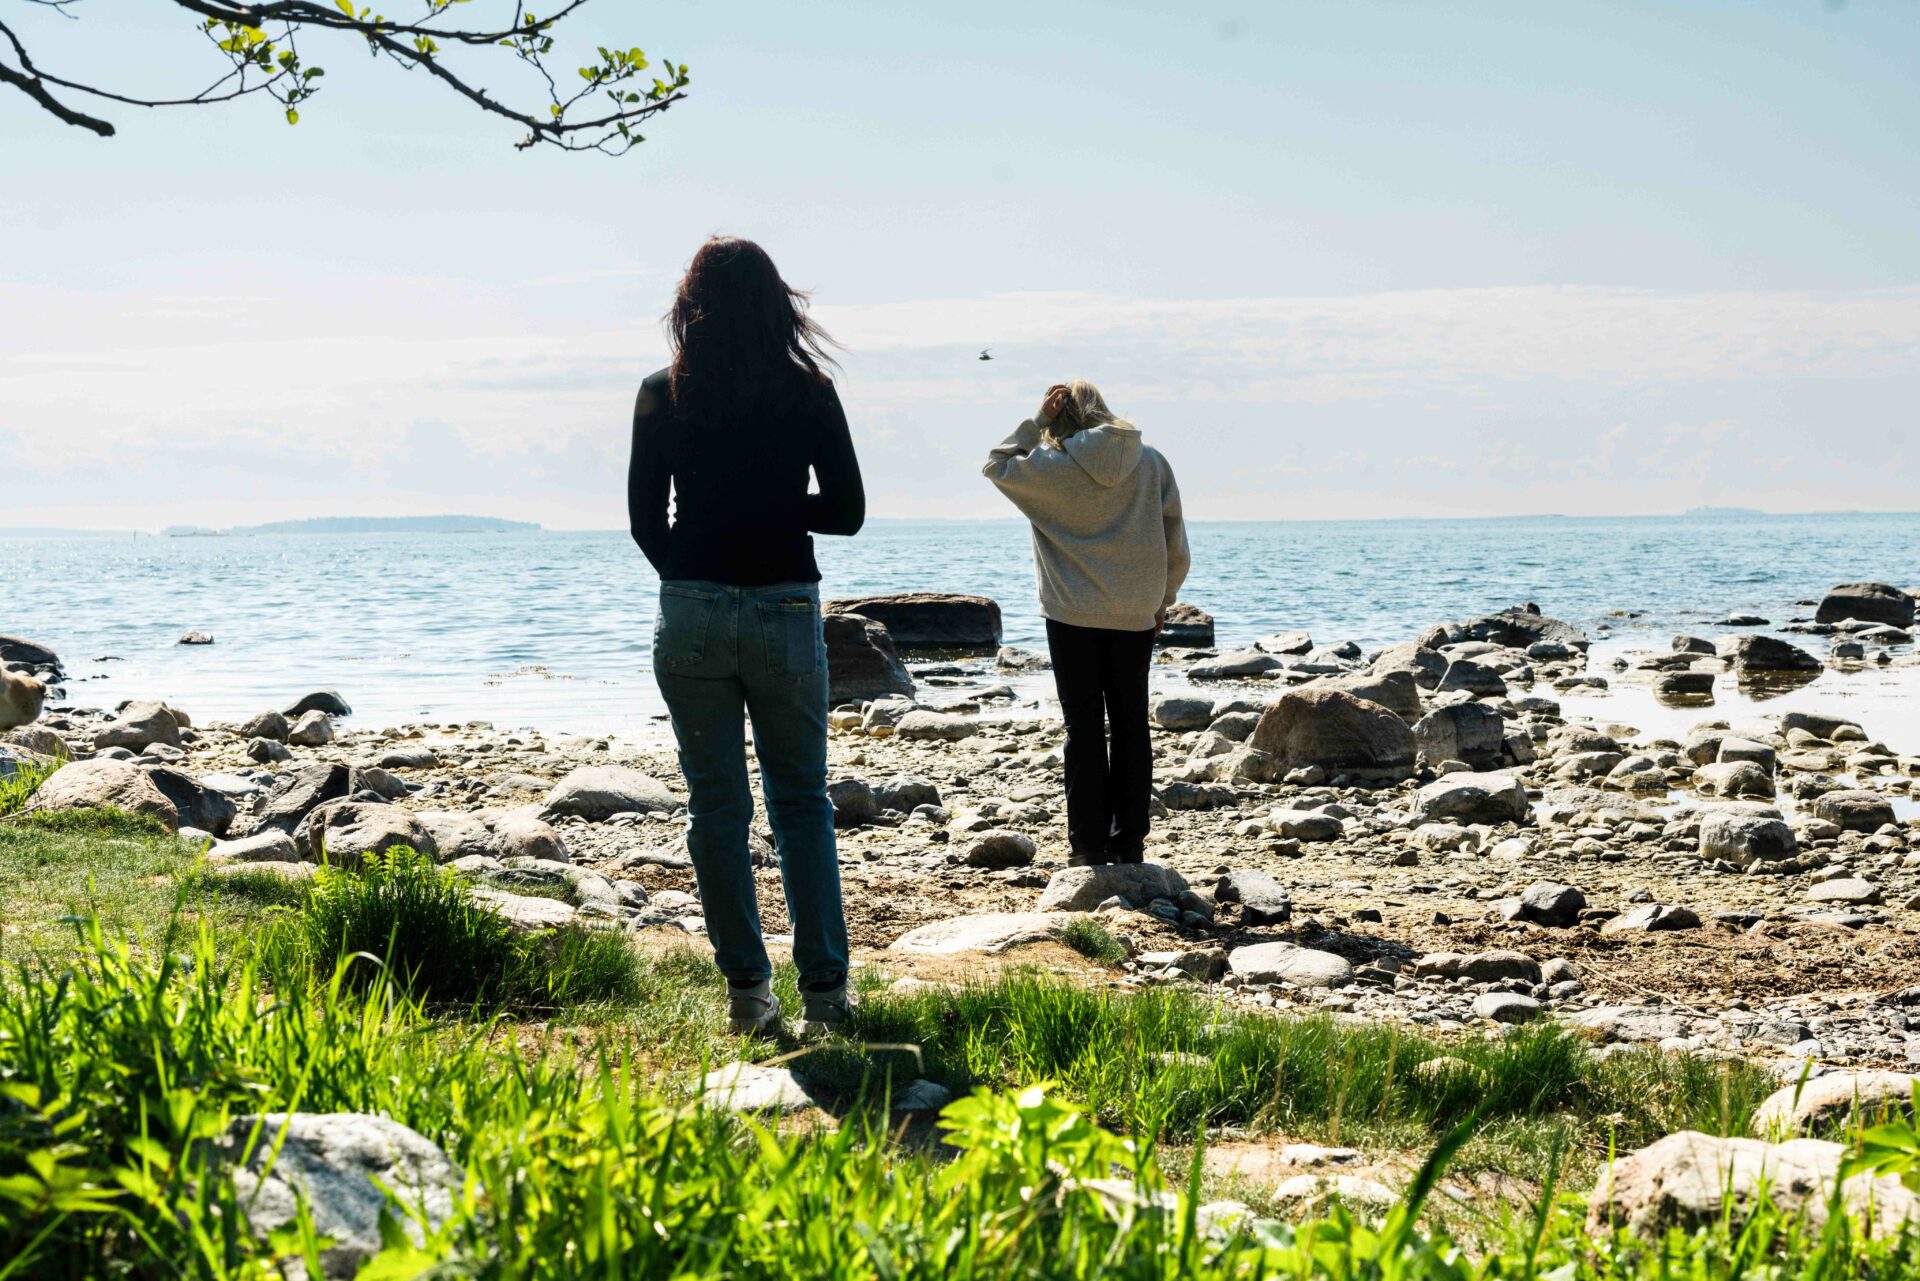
left=667, top=236, right=836, bottom=419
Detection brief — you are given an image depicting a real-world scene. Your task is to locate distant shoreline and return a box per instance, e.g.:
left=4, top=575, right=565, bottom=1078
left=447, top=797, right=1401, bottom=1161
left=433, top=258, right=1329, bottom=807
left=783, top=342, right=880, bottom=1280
left=5, top=508, right=1919, bottom=539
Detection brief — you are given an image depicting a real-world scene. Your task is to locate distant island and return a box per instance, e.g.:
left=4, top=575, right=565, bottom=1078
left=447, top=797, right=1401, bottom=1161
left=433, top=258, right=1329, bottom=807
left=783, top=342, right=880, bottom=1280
left=162, top=516, right=541, bottom=536
left=1681, top=506, right=1768, bottom=518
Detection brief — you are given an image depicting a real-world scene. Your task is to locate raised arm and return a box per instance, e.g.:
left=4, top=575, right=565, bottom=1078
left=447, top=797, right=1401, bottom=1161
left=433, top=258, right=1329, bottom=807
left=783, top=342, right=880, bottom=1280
left=1160, top=459, right=1191, bottom=611
left=981, top=414, right=1074, bottom=517
left=627, top=380, right=674, bottom=573
left=805, top=380, right=866, bottom=536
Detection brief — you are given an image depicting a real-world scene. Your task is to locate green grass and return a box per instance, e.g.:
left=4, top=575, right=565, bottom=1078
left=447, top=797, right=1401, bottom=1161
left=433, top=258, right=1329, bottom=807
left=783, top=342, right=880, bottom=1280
left=0, top=753, right=60, bottom=818
left=262, top=845, right=644, bottom=1010
left=2, top=916, right=1917, bottom=1280
left=1059, top=915, right=1128, bottom=966
left=0, top=805, right=284, bottom=962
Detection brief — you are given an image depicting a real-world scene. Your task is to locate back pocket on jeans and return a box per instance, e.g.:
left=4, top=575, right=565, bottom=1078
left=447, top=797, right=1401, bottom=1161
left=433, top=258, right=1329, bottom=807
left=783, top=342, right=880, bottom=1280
left=758, top=598, right=820, bottom=678
left=655, top=586, right=719, bottom=669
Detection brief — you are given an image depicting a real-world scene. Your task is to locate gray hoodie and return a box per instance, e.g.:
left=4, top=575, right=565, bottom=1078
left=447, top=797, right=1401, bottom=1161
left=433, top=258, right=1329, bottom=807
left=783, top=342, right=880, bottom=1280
left=982, top=415, right=1190, bottom=633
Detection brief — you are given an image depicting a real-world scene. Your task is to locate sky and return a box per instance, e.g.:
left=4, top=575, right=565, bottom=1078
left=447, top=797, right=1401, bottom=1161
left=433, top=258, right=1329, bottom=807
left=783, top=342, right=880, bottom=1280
left=2, top=0, right=1917, bottom=529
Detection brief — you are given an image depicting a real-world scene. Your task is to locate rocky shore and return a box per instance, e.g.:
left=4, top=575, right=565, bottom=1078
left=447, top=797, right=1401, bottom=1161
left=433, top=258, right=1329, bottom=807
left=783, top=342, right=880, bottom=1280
left=6, top=580, right=1920, bottom=1084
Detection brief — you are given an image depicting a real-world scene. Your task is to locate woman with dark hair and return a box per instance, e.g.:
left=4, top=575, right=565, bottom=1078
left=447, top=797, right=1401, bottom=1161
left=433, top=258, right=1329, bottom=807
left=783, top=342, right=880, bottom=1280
left=628, top=236, right=864, bottom=1036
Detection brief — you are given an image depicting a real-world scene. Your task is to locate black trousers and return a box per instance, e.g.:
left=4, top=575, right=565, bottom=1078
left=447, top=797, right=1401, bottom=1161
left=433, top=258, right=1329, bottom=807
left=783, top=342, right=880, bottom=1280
left=1044, top=618, right=1157, bottom=863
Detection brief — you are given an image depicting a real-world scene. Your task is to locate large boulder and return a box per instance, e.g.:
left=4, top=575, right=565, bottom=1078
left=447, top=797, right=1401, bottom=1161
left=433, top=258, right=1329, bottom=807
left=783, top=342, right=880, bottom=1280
left=1227, top=943, right=1352, bottom=989
left=1751, top=1070, right=1915, bottom=1138
left=143, top=766, right=236, bottom=837
left=1815, top=582, right=1914, bottom=628
left=1248, top=688, right=1415, bottom=780
left=0, top=669, right=45, bottom=729
left=1150, top=694, right=1216, bottom=731
left=1411, top=772, right=1529, bottom=825
left=1035, top=862, right=1190, bottom=912
left=218, top=1113, right=460, bottom=1281
left=539, top=765, right=676, bottom=821
left=1188, top=651, right=1288, bottom=681
left=93, top=700, right=184, bottom=751
left=1587, top=1131, right=1917, bottom=1237
left=873, top=774, right=941, bottom=812
left=1304, top=670, right=1422, bottom=721
left=890, top=912, right=1087, bottom=955
left=1716, top=635, right=1820, bottom=673
left=1455, top=607, right=1588, bottom=651
left=27, top=759, right=179, bottom=828
left=824, top=613, right=916, bottom=704
left=1412, top=702, right=1507, bottom=770
left=1812, top=789, right=1896, bottom=833
left=302, top=801, right=438, bottom=865
left=894, top=710, right=975, bottom=742
left=251, top=762, right=353, bottom=836
left=419, top=808, right=570, bottom=863
left=1368, top=641, right=1449, bottom=690
left=823, top=592, right=1002, bottom=652
left=1697, top=805, right=1798, bottom=867
left=1157, top=602, right=1215, bottom=647
left=0, top=634, right=64, bottom=681
left=1436, top=658, right=1508, bottom=697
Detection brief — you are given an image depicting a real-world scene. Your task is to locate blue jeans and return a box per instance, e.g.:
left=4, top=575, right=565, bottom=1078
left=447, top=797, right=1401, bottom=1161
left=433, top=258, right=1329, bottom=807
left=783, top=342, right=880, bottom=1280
left=652, top=580, right=848, bottom=989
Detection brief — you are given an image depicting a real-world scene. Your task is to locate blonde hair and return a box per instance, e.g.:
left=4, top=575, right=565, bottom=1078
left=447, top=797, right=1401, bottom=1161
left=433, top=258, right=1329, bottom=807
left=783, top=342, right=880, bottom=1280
left=1046, top=378, right=1134, bottom=445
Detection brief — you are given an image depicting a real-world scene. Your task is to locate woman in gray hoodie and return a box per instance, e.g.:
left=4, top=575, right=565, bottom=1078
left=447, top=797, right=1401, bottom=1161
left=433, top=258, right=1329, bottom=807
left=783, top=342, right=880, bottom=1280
left=983, top=380, right=1190, bottom=866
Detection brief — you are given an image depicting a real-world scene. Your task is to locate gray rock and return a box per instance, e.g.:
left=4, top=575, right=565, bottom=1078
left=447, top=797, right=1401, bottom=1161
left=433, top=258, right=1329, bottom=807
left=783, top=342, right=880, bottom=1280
left=1436, top=658, right=1508, bottom=697
left=541, top=765, right=676, bottom=821
left=1412, top=702, right=1507, bottom=771
left=890, top=912, right=1087, bottom=955
left=1601, top=903, right=1702, bottom=933
left=1716, top=635, right=1820, bottom=673
left=247, top=737, right=293, bottom=764
left=219, top=1113, right=460, bottom=1281
left=895, top=710, right=975, bottom=742
left=1157, top=602, right=1215, bottom=647
left=1248, top=688, right=1415, bottom=779
left=1227, top=943, right=1352, bottom=989
left=239, top=710, right=292, bottom=742
left=892, top=1078, right=958, bottom=1112
left=377, top=745, right=439, bottom=769
left=94, top=700, right=183, bottom=751
left=1812, top=789, right=1896, bottom=833
left=962, top=829, right=1037, bottom=868
left=827, top=777, right=879, bottom=826
left=1150, top=694, right=1216, bottom=731
left=1214, top=868, right=1293, bottom=924
left=698, top=1061, right=817, bottom=1113
left=1036, top=863, right=1190, bottom=911
left=824, top=612, right=916, bottom=704
left=142, top=766, right=236, bottom=836
left=1815, top=582, right=1914, bottom=629
left=1368, top=641, right=1449, bottom=689
left=303, top=801, right=437, bottom=865
left=1696, top=760, right=1774, bottom=799
left=823, top=592, right=1002, bottom=651
left=1518, top=881, right=1587, bottom=927
left=1807, top=877, right=1881, bottom=905
left=1751, top=1070, right=1915, bottom=1137
left=208, top=830, right=300, bottom=864
left=469, top=887, right=577, bottom=930
left=1411, top=771, right=1529, bottom=825
left=873, top=773, right=941, bottom=812
left=1587, top=1131, right=1917, bottom=1237
left=1306, top=670, right=1423, bottom=721
left=1473, top=992, right=1544, bottom=1024
left=1656, top=671, right=1715, bottom=698
left=1698, top=806, right=1798, bottom=866
left=284, top=690, right=353, bottom=717
left=27, top=758, right=179, bottom=828
left=1188, top=650, right=1288, bottom=680
left=287, top=709, right=335, bottom=747
left=252, top=762, right=352, bottom=835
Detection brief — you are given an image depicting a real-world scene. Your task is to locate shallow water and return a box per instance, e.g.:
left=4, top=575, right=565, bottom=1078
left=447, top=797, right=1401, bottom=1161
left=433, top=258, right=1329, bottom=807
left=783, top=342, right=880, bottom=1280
left=3, top=513, right=1915, bottom=748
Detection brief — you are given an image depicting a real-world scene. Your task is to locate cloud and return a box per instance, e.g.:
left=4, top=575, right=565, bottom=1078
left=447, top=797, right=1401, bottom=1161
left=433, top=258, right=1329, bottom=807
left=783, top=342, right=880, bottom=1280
left=2, top=283, right=1916, bottom=526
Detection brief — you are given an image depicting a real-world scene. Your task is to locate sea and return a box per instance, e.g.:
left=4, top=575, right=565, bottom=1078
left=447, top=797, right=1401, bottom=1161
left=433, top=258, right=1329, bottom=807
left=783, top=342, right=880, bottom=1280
left=3, top=514, right=1917, bottom=752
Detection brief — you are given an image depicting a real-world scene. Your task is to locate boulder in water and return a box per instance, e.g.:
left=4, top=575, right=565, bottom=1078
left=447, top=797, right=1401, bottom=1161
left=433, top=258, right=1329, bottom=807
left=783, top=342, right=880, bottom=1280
left=1157, top=602, right=1215, bottom=647
left=1815, top=582, right=1914, bottom=628
left=823, top=592, right=1002, bottom=651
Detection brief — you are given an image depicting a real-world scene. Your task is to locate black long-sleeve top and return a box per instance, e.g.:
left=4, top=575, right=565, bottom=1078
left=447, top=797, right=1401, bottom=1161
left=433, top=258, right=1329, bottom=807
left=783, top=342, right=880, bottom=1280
left=627, top=366, right=865, bottom=584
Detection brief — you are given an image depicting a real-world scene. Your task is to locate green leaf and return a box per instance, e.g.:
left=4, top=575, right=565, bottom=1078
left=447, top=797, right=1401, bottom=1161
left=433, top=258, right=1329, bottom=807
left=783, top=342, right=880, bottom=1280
left=336, top=0, right=355, bottom=13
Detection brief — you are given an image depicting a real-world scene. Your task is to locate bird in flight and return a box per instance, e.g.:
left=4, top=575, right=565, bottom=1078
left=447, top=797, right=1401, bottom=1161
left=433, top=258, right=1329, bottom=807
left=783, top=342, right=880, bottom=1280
left=978, top=348, right=993, bottom=361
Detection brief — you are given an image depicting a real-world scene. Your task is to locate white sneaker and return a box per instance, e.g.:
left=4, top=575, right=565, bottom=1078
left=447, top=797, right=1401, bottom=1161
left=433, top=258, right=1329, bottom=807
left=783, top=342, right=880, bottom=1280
left=795, top=985, right=854, bottom=1040
left=726, top=981, right=783, bottom=1036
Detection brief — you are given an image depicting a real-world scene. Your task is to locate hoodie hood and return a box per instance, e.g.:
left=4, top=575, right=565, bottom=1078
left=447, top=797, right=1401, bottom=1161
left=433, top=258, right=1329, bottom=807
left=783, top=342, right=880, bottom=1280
left=1060, top=424, right=1143, bottom=488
